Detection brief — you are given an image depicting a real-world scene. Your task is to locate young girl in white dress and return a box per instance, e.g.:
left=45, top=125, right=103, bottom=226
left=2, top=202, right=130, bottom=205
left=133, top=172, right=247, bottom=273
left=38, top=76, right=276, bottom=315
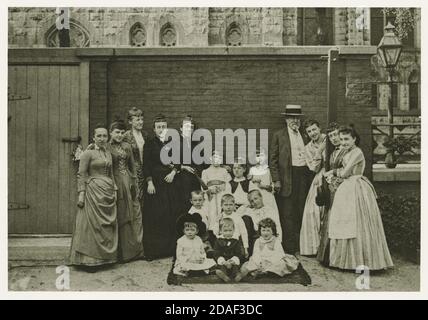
left=247, top=149, right=279, bottom=218
left=235, top=218, right=299, bottom=282
left=201, top=151, right=232, bottom=231
left=245, top=190, right=282, bottom=242
left=173, top=214, right=216, bottom=276
left=324, top=125, right=393, bottom=270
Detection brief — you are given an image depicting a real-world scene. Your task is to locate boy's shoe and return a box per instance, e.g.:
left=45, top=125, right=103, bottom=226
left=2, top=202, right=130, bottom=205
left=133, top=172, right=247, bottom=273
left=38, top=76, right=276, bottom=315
left=234, top=272, right=244, bottom=283
left=215, top=269, right=231, bottom=283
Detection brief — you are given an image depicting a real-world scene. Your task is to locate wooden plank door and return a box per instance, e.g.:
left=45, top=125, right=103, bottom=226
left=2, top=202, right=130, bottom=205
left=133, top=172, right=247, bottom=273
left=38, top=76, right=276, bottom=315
left=8, top=64, right=89, bottom=234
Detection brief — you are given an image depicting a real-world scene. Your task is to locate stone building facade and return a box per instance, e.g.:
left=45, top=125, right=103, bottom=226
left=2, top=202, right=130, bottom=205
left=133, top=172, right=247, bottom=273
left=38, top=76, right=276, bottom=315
left=8, top=7, right=421, bottom=115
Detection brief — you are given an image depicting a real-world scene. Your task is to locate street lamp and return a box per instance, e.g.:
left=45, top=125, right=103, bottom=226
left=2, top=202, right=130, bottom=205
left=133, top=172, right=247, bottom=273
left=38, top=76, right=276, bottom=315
left=377, top=21, right=403, bottom=140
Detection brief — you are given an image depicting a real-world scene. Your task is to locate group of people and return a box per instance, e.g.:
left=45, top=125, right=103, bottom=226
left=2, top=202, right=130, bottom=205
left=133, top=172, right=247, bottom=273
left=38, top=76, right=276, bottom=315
left=69, top=104, right=394, bottom=280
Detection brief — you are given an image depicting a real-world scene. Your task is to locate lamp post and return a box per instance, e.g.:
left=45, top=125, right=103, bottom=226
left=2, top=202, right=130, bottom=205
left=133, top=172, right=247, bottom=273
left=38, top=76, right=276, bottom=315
left=377, top=22, right=403, bottom=140
left=377, top=22, right=402, bottom=167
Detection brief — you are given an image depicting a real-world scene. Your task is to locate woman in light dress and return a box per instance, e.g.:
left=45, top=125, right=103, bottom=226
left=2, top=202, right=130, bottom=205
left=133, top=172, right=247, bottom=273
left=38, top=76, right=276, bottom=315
left=324, top=125, right=393, bottom=270
left=299, top=120, right=326, bottom=256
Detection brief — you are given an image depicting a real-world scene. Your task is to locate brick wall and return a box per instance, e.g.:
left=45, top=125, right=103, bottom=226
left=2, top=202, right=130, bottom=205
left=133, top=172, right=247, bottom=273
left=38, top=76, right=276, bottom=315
left=89, top=61, right=109, bottom=135
left=89, top=53, right=373, bottom=173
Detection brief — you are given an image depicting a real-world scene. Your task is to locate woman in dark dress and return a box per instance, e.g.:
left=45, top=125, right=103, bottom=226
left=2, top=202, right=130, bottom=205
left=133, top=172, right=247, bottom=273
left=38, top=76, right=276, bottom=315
left=177, top=115, right=203, bottom=214
left=109, top=120, right=144, bottom=262
left=143, top=114, right=181, bottom=260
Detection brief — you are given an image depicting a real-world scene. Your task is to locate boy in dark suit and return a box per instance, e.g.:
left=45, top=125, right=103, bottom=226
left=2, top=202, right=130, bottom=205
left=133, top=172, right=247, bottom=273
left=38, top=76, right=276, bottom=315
left=213, top=217, right=245, bottom=282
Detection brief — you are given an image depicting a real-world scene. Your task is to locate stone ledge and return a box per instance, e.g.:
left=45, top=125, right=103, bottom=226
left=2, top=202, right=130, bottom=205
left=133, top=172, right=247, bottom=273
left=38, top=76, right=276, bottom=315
left=373, top=164, right=421, bottom=182
left=9, top=237, right=71, bottom=267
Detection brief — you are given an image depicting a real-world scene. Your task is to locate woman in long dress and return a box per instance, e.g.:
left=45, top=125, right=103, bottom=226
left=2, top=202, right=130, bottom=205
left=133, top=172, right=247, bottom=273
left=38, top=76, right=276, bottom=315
left=324, top=125, right=393, bottom=270
left=300, top=120, right=326, bottom=256
left=316, top=123, right=348, bottom=265
left=70, top=125, right=118, bottom=271
left=176, top=115, right=203, bottom=215
left=109, top=120, right=144, bottom=262
left=123, top=107, right=148, bottom=208
left=143, top=114, right=181, bottom=260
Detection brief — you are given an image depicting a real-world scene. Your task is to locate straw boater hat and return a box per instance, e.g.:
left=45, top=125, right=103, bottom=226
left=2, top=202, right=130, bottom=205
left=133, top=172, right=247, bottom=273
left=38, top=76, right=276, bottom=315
left=281, top=104, right=304, bottom=117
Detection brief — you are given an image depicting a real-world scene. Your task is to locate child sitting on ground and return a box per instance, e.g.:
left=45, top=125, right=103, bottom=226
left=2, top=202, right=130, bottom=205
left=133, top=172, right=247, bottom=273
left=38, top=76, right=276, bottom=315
left=213, top=217, right=245, bottom=282
left=188, top=190, right=210, bottom=229
left=173, top=214, right=216, bottom=277
left=235, top=218, right=299, bottom=282
left=187, top=190, right=213, bottom=255
left=212, top=194, right=249, bottom=258
left=245, top=190, right=282, bottom=242
left=248, top=149, right=279, bottom=218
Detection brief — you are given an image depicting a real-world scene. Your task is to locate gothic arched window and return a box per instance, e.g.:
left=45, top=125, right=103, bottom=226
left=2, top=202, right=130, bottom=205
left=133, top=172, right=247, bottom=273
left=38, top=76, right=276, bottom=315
left=226, top=22, right=242, bottom=46
left=46, top=20, right=90, bottom=47
left=160, top=23, right=177, bottom=47
left=130, top=22, right=146, bottom=47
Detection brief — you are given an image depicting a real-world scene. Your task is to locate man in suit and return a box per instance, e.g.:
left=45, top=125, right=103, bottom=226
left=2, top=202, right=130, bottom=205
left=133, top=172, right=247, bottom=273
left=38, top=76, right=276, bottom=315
left=270, top=105, right=312, bottom=254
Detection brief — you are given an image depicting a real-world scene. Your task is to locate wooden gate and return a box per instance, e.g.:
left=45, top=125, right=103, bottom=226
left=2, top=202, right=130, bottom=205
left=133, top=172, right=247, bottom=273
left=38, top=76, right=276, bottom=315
left=8, top=63, right=89, bottom=234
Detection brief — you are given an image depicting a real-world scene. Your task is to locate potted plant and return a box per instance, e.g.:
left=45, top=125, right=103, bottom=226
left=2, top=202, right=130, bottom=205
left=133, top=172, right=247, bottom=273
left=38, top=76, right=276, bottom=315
left=383, top=135, right=419, bottom=168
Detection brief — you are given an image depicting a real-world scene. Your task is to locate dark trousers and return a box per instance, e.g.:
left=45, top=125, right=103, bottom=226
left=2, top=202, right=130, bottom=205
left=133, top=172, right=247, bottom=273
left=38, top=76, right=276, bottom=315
left=276, top=166, right=312, bottom=254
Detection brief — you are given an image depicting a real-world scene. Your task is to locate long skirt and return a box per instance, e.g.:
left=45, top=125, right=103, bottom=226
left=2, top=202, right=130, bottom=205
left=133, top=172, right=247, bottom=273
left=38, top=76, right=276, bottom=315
left=329, top=177, right=393, bottom=270
left=299, top=171, right=324, bottom=256
left=70, top=176, right=118, bottom=266
left=143, top=176, right=181, bottom=259
left=115, top=173, right=144, bottom=262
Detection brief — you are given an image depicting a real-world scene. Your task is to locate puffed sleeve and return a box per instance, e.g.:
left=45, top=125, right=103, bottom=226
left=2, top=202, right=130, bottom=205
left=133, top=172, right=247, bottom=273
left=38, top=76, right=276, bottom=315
left=125, top=143, right=137, bottom=179
left=270, top=132, right=280, bottom=182
left=237, top=216, right=249, bottom=249
left=224, top=169, right=232, bottom=183
left=250, top=238, right=262, bottom=265
left=106, top=151, right=118, bottom=191
left=305, top=143, right=323, bottom=173
left=197, top=237, right=207, bottom=259
left=201, top=169, right=209, bottom=185
left=273, top=237, right=286, bottom=259
left=334, top=148, right=365, bottom=179
left=77, top=150, right=91, bottom=192
left=175, top=238, right=186, bottom=265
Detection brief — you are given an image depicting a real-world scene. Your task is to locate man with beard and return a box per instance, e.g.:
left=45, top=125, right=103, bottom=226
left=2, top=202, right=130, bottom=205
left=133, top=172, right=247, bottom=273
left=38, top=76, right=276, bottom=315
left=270, top=105, right=312, bottom=254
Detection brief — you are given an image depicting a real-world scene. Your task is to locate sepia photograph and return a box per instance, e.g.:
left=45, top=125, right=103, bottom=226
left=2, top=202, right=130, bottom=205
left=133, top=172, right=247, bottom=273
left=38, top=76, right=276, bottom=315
left=5, top=2, right=422, bottom=295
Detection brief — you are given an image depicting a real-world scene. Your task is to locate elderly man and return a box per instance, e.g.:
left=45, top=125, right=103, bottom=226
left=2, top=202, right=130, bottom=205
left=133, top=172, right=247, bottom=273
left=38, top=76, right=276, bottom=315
left=270, top=105, right=312, bottom=254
